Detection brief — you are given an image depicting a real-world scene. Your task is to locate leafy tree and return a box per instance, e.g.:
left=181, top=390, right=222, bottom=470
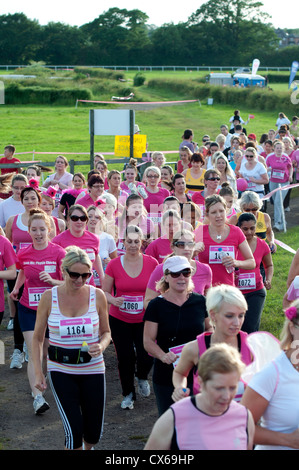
left=188, top=0, right=278, bottom=64
left=0, top=13, right=41, bottom=64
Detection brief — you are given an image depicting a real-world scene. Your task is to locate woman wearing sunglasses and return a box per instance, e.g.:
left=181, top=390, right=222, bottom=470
left=144, top=229, right=212, bottom=309
left=103, top=225, right=158, bottom=411
left=52, top=205, right=104, bottom=288
left=32, top=246, right=111, bottom=450
left=238, top=147, right=268, bottom=198
left=196, top=194, right=255, bottom=287
left=143, top=255, right=210, bottom=416
left=191, top=169, right=221, bottom=221
left=10, top=209, right=66, bottom=415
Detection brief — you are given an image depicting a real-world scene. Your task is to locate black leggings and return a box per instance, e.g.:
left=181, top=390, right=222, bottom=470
left=109, top=315, right=153, bottom=397
left=48, top=371, right=106, bottom=450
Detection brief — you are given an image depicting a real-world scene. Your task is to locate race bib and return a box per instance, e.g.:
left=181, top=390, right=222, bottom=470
left=209, top=246, right=235, bottom=264
left=119, top=295, right=143, bottom=314
left=169, top=343, right=187, bottom=368
left=148, top=213, right=162, bottom=225
left=272, top=169, right=285, bottom=180
left=59, top=317, right=93, bottom=339
left=85, top=248, right=95, bottom=261
left=238, top=273, right=256, bottom=290
left=117, top=240, right=126, bottom=256
left=28, top=287, right=49, bottom=307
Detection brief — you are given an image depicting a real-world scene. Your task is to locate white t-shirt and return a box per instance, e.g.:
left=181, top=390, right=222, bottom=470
left=240, top=160, right=267, bottom=195
left=0, top=197, right=25, bottom=228
left=99, top=232, right=117, bottom=263
left=248, top=351, right=299, bottom=450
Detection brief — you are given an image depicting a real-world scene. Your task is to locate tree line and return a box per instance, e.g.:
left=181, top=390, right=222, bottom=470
left=0, top=2, right=297, bottom=67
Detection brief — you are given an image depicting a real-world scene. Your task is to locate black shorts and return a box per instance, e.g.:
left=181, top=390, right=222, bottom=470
left=48, top=371, right=106, bottom=449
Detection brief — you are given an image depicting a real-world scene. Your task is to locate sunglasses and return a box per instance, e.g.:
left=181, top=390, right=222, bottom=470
left=244, top=208, right=259, bottom=212
left=66, top=269, right=92, bottom=281
left=207, top=177, right=220, bottom=181
left=166, top=269, right=192, bottom=278
left=174, top=241, right=195, bottom=249
left=245, top=155, right=254, bottom=159
left=70, top=215, right=88, bottom=222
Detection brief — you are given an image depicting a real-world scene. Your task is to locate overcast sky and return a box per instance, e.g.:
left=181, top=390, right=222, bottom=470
left=0, top=0, right=297, bottom=29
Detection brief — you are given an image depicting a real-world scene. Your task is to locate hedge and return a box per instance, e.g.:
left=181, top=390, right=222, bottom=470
left=147, top=78, right=299, bottom=114
left=4, top=83, right=93, bottom=105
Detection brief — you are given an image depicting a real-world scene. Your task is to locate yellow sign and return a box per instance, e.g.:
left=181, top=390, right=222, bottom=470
left=114, top=134, right=147, bottom=159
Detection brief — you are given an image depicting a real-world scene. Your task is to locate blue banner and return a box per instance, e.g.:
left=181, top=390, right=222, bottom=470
left=289, top=61, right=299, bottom=89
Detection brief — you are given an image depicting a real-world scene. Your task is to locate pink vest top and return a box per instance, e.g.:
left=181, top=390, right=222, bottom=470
left=12, top=214, right=32, bottom=253
left=193, top=331, right=252, bottom=399
left=171, top=396, right=248, bottom=450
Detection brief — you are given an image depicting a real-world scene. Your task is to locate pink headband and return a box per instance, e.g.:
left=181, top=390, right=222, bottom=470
left=285, top=306, right=297, bottom=321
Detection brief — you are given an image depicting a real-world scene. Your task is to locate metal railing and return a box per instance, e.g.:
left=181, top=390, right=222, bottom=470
left=0, top=65, right=292, bottom=72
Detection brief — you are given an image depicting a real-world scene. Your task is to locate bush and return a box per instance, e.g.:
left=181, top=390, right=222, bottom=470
left=133, top=72, right=146, bottom=87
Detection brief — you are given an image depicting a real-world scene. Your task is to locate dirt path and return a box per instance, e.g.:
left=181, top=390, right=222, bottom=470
left=0, top=326, right=158, bottom=450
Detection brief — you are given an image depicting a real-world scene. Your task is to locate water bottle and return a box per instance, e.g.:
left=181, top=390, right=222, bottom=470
left=218, top=248, right=234, bottom=274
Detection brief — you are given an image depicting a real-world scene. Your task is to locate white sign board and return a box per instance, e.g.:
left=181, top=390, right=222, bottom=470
left=90, top=109, right=134, bottom=136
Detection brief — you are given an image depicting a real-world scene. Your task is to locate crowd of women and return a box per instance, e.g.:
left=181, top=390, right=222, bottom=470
left=1, top=110, right=299, bottom=450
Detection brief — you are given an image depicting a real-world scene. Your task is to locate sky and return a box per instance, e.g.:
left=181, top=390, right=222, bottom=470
left=0, top=0, right=298, bottom=30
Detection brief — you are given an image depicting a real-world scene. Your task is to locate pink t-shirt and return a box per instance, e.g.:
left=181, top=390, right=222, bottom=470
left=236, top=237, right=270, bottom=293
left=17, top=242, right=66, bottom=310
left=291, top=150, right=299, bottom=180
left=171, top=396, right=248, bottom=450
left=197, top=224, right=246, bottom=286
left=144, top=237, right=172, bottom=264
left=76, top=193, right=104, bottom=209
left=143, top=188, right=170, bottom=214
left=0, top=236, right=17, bottom=311
left=105, top=254, right=158, bottom=323
left=52, top=229, right=100, bottom=286
left=146, top=260, right=212, bottom=295
left=266, top=153, right=292, bottom=183
left=177, top=161, right=191, bottom=174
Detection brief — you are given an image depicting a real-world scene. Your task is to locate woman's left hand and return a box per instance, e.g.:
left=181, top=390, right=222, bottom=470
left=88, top=343, right=103, bottom=357
left=221, top=255, right=235, bottom=269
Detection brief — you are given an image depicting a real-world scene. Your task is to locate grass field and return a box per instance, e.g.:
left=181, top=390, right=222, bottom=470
left=0, top=72, right=297, bottom=339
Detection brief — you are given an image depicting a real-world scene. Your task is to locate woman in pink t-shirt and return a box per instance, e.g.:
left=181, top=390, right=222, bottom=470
left=10, top=209, right=66, bottom=414
left=120, top=158, right=146, bottom=194
left=143, top=166, right=170, bottom=220
left=103, top=225, right=158, bottom=411
left=75, top=173, right=105, bottom=209
left=52, top=204, right=104, bottom=287
left=0, top=235, right=17, bottom=325
left=266, top=141, right=293, bottom=231
left=196, top=194, right=255, bottom=286
left=236, top=212, right=273, bottom=333
left=145, top=229, right=212, bottom=309
left=145, top=209, right=182, bottom=264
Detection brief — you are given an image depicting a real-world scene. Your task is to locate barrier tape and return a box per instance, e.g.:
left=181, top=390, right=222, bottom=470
left=261, top=182, right=299, bottom=200
left=274, top=239, right=297, bottom=255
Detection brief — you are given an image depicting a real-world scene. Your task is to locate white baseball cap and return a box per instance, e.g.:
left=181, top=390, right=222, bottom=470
left=163, top=256, right=192, bottom=274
